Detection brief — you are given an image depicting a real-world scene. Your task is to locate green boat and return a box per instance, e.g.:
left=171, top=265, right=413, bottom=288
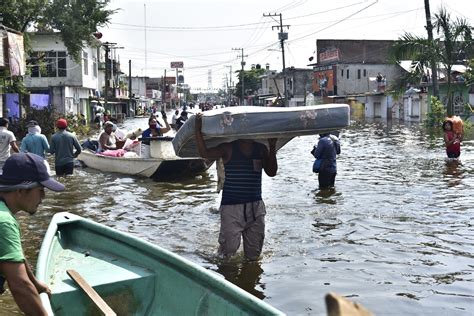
left=36, top=212, right=285, bottom=315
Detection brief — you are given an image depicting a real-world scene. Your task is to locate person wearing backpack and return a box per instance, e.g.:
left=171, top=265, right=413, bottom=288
left=312, top=133, right=341, bottom=189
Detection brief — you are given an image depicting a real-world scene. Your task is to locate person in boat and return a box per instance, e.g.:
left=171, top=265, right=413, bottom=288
left=98, top=121, right=118, bottom=152
left=142, top=114, right=170, bottom=145
left=19, top=120, right=50, bottom=159
left=195, top=113, right=278, bottom=261
left=312, top=132, right=341, bottom=190
left=0, top=118, right=19, bottom=173
left=49, top=119, right=82, bottom=176
left=0, top=153, right=65, bottom=316
left=175, top=110, right=188, bottom=130
left=443, top=120, right=461, bottom=159
left=171, top=109, right=179, bottom=130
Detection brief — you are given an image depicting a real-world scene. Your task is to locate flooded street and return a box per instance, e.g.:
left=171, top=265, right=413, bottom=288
left=2, top=117, right=473, bottom=315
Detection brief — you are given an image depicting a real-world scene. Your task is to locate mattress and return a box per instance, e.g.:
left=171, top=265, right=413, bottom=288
left=172, top=104, right=350, bottom=157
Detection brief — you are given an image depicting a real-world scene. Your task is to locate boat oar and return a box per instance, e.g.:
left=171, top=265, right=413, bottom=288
left=66, top=269, right=117, bottom=316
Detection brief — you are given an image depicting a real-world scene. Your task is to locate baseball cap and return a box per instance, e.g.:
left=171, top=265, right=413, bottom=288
left=0, top=153, right=65, bottom=192
left=56, top=119, right=68, bottom=129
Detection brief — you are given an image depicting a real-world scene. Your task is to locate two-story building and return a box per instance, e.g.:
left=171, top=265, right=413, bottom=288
left=24, top=32, right=101, bottom=121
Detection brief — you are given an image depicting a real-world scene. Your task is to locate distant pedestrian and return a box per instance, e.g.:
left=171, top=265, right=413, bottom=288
left=20, top=120, right=50, bottom=158
left=171, top=109, right=179, bottom=130
left=0, top=118, right=19, bottom=173
left=49, top=119, right=82, bottom=176
left=0, top=153, right=64, bottom=315
left=312, top=133, right=341, bottom=190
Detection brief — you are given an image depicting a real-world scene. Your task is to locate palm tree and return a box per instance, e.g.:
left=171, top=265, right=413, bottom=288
left=391, top=8, right=473, bottom=116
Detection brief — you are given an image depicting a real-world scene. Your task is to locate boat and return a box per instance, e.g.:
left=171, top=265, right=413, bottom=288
left=36, top=212, right=285, bottom=316
left=78, top=136, right=213, bottom=181
left=172, top=104, right=350, bottom=157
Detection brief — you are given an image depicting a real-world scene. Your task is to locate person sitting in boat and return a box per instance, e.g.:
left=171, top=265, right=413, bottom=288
left=171, top=109, right=179, bottom=130
left=98, top=121, right=118, bottom=152
left=175, top=111, right=188, bottom=130
left=142, top=114, right=170, bottom=145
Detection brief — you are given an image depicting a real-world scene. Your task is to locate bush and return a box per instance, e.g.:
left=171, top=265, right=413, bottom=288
left=424, top=96, right=446, bottom=128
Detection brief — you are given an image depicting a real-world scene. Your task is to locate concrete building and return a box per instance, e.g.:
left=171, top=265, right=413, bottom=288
left=24, top=32, right=101, bottom=120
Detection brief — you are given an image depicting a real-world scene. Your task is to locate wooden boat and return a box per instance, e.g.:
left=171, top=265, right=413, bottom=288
left=78, top=136, right=213, bottom=181
left=173, top=104, right=350, bottom=157
left=36, top=212, right=285, bottom=316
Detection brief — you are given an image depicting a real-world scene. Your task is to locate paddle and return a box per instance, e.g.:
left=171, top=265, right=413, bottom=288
left=66, top=269, right=117, bottom=316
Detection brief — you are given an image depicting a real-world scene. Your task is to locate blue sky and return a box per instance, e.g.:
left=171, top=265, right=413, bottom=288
left=99, top=0, right=473, bottom=91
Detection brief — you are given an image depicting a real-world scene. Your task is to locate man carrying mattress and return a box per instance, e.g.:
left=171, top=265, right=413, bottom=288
left=195, top=113, right=278, bottom=261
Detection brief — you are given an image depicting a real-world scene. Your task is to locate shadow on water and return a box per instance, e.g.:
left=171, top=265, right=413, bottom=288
left=212, top=258, right=265, bottom=300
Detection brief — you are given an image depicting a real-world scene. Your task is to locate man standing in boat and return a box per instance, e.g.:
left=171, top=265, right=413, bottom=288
left=0, top=153, right=65, bottom=315
left=195, top=113, right=278, bottom=261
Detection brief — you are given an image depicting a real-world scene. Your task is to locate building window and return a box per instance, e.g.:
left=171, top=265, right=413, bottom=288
left=83, top=51, right=89, bottom=75
left=341, top=69, right=344, bottom=77
left=363, top=69, right=367, bottom=77
left=357, top=69, right=361, bottom=79
left=30, top=51, right=67, bottom=78
left=347, top=69, right=349, bottom=79
left=92, top=57, right=97, bottom=77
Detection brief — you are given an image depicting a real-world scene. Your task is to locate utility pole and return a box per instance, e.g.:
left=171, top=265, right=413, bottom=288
left=162, top=69, right=166, bottom=110
left=263, top=13, right=290, bottom=106
left=225, top=65, right=232, bottom=106
left=102, top=42, right=117, bottom=108
left=128, top=59, right=132, bottom=117
left=232, top=48, right=247, bottom=105
left=424, top=0, right=439, bottom=99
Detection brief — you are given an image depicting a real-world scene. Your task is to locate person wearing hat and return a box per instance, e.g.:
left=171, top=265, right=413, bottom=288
left=19, top=120, right=50, bottom=159
left=0, top=118, right=19, bottom=173
left=0, top=153, right=65, bottom=315
left=49, top=119, right=82, bottom=176
left=98, top=121, right=118, bottom=152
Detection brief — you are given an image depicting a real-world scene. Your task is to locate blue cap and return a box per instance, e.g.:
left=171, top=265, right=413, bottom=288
left=0, top=153, right=65, bottom=192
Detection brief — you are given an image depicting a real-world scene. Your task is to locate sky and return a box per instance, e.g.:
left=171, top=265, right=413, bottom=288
left=99, top=0, right=473, bottom=92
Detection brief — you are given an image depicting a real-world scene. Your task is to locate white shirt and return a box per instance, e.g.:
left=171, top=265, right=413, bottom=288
left=0, top=126, right=16, bottom=162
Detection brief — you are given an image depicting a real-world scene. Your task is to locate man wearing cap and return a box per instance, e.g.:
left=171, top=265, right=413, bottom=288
left=0, top=118, right=19, bottom=173
left=19, top=120, right=50, bottom=158
left=50, top=119, right=82, bottom=176
left=0, top=153, right=65, bottom=315
left=98, top=121, right=118, bottom=152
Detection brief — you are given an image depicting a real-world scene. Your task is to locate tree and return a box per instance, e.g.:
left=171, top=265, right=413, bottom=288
left=1, top=0, right=116, bottom=61
left=391, top=7, right=473, bottom=116
left=234, top=68, right=265, bottom=100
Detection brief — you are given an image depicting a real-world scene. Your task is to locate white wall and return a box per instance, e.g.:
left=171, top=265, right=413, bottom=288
left=365, top=95, right=391, bottom=118
left=336, top=64, right=401, bottom=95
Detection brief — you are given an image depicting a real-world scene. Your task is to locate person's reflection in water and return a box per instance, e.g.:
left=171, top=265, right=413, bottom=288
left=314, top=187, right=338, bottom=204
left=443, top=159, right=463, bottom=187
left=215, top=259, right=265, bottom=299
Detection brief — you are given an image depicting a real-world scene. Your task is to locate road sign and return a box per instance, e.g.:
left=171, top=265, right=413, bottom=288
left=171, top=61, right=184, bottom=68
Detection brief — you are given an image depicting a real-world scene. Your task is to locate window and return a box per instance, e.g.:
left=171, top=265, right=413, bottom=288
left=92, top=57, right=98, bottom=77
left=346, top=69, right=349, bottom=79
left=83, top=51, right=89, bottom=75
left=357, top=69, right=361, bottom=79
left=341, top=69, right=344, bottom=77
left=363, top=69, right=367, bottom=77
left=30, top=51, right=67, bottom=78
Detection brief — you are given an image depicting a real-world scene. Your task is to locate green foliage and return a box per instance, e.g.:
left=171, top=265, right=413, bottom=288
left=424, top=96, right=446, bottom=128
left=465, top=59, right=474, bottom=86
left=0, top=69, right=28, bottom=94
left=390, top=7, right=473, bottom=116
left=234, top=68, right=265, bottom=98
left=2, top=0, right=116, bottom=62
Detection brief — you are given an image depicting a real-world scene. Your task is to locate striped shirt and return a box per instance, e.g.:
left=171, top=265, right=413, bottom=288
left=221, top=141, right=264, bottom=205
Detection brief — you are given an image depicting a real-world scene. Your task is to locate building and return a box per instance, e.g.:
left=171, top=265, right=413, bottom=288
left=24, top=32, right=101, bottom=121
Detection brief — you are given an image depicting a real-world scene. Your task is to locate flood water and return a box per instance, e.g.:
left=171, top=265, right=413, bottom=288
left=1, top=117, right=473, bottom=315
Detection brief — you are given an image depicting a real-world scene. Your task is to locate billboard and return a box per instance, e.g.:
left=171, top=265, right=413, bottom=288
left=7, top=32, right=26, bottom=76
left=170, top=61, right=184, bottom=68
left=312, top=65, right=335, bottom=97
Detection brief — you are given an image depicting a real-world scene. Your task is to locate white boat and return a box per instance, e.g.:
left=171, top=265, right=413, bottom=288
left=78, top=136, right=213, bottom=180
